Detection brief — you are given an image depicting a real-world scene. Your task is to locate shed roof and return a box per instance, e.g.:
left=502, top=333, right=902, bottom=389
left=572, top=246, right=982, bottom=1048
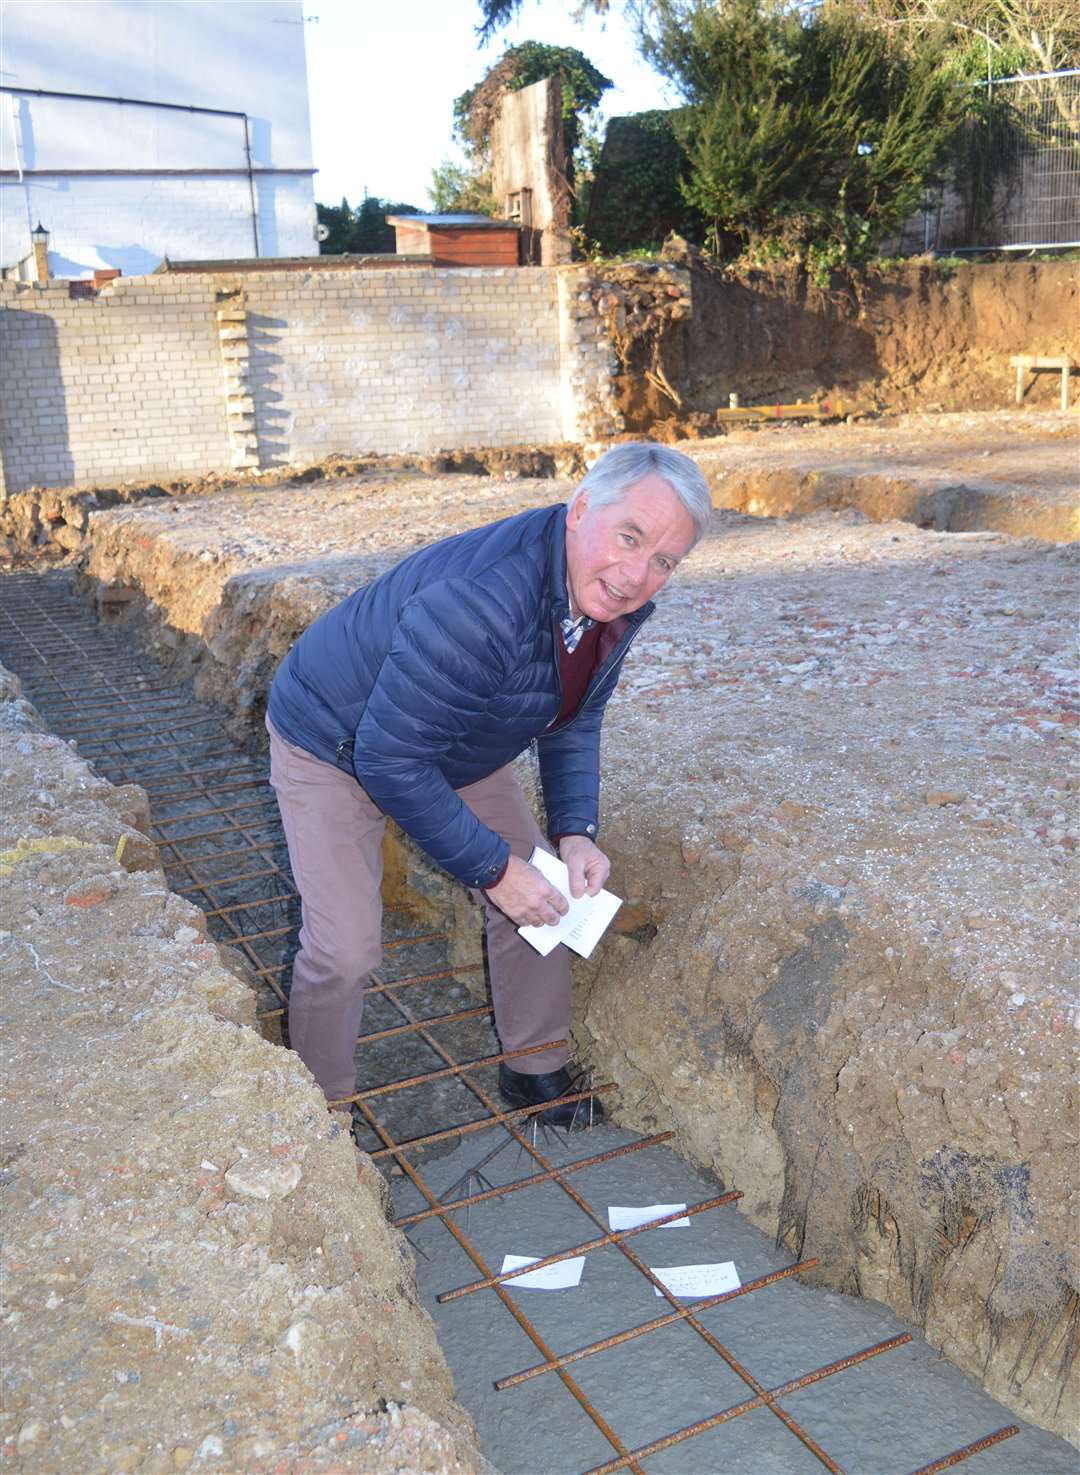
left=386, top=213, right=514, bottom=230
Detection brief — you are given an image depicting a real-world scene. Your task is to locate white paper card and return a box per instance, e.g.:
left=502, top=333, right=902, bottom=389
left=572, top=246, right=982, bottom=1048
left=608, top=1204, right=690, bottom=1231
left=500, top=1253, right=585, bottom=1290
left=517, top=847, right=623, bottom=959
left=651, top=1262, right=741, bottom=1298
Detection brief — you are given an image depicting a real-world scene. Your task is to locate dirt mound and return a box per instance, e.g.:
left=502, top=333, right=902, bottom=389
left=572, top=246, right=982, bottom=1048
left=0, top=667, right=490, bottom=1474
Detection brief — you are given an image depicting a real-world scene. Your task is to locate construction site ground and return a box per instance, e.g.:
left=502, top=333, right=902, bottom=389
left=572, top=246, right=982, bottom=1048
left=686, top=410, right=1078, bottom=542
left=1, top=407, right=1077, bottom=1469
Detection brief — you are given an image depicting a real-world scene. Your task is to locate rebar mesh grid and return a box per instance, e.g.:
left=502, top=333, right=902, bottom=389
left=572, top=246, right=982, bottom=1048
left=0, top=571, right=1021, bottom=1475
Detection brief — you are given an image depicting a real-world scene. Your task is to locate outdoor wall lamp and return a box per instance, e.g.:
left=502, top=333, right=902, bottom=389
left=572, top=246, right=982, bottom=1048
left=31, top=221, right=50, bottom=284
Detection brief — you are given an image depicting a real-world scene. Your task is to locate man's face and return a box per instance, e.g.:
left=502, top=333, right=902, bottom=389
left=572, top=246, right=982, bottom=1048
left=564, top=473, right=697, bottom=622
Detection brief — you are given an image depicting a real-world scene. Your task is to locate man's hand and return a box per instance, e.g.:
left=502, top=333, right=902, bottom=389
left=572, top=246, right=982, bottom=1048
left=486, top=854, right=569, bottom=928
left=559, top=834, right=611, bottom=899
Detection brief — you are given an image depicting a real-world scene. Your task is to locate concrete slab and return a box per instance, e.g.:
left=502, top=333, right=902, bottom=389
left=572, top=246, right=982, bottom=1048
left=394, top=1124, right=1077, bottom=1474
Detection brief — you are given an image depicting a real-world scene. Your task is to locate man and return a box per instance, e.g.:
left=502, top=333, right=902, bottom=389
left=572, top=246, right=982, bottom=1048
left=265, top=441, right=711, bottom=1129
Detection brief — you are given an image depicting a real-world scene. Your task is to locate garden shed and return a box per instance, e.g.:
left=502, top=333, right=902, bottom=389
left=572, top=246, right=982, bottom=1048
left=386, top=212, right=520, bottom=266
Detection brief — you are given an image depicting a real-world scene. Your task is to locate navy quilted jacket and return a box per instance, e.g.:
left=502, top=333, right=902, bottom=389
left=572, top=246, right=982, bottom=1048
left=267, top=502, right=653, bottom=888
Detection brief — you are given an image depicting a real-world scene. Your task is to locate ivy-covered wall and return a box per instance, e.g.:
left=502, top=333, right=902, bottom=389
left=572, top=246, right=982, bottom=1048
left=585, top=111, right=699, bottom=255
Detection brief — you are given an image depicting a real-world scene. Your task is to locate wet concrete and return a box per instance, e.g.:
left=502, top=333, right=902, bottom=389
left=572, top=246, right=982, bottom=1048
left=395, top=1128, right=1078, bottom=1474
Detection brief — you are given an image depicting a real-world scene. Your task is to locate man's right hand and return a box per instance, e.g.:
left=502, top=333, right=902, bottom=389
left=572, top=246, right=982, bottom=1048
left=486, top=854, right=569, bottom=928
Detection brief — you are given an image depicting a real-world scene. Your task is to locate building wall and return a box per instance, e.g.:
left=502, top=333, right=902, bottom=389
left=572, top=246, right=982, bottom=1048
left=0, top=277, right=227, bottom=492
left=491, top=77, right=572, bottom=266
left=0, top=1, right=317, bottom=277
left=0, top=266, right=620, bottom=494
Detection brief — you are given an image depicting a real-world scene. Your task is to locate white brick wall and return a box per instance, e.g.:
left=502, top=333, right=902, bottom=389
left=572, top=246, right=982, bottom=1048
left=243, top=267, right=565, bottom=461
left=0, top=277, right=227, bottom=492
left=0, top=265, right=621, bottom=494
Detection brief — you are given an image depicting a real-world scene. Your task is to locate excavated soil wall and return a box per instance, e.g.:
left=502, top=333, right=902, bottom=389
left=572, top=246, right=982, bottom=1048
left=0, top=665, right=491, bottom=1474
left=618, top=257, right=1080, bottom=427
left=67, top=467, right=1080, bottom=1445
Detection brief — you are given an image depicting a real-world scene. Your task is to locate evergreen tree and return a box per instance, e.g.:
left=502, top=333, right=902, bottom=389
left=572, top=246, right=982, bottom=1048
left=316, top=197, right=419, bottom=254
left=640, top=0, right=965, bottom=267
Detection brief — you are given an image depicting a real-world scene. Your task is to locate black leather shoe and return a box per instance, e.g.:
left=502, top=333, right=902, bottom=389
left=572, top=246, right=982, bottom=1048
left=498, top=1064, right=605, bottom=1129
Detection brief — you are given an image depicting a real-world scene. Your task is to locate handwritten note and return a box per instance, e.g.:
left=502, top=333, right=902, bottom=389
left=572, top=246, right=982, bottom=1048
left=500, top=1253, right=586, bottom=1290
left=608, top=1204, right=690, bottom=1231
left=650, top=1262, right=741, bottom=1298
left=517, top=847, right=622, bottom=959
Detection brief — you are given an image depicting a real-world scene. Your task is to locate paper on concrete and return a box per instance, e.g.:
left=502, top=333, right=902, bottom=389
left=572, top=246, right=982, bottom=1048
left=651, top=1262, right=741, bottom=1297
left=500, top=1253, right=586, bottom=1290
left=517, top=847, right=622, bottom=958
left=608, top=1204, right=690, bottom=1230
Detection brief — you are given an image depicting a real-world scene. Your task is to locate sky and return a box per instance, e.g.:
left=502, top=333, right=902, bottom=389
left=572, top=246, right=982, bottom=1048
left=301, top=0, right=676, bottom=209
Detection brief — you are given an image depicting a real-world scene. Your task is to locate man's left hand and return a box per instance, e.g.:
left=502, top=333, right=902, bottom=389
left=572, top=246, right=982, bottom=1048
left=558, top=834, right=611, bottom=899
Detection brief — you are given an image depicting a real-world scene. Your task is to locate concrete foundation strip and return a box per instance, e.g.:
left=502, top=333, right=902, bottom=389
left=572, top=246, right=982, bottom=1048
left=54, top=702, right=218, bottom=740
left=366, top=1082, right=619, bottom=1161
left=153, top=812, right=283, bottom=858
left=395, top=1133, right=678, bottom=1230
left=139, top=757, right=254, bottom=796
left=494, top=1258, right=820, bottom=1388
left=355, top=977, right=850, bottom=1472
left=438, top=1192, right=743, bottom=1301
left=259, top=962, right=485, bottom=1017
left=581, top=1333, right=917, bottom=1474
left=151, top=791, right=279, bottom=828
left=246, top=929, right=457, bottom=985
left=354, top=1092, right=648, bottom=1475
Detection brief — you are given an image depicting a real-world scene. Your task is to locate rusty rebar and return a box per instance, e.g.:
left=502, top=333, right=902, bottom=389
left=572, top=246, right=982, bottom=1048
left=178, top=863, right=286, bottom=894
left=905, top=1426, right=1019, bottom=1474
left=368, top=1083, right=617, bottom=1160
left=49, top=701, right=202, bottom=737
left=148, top=774, right=268, bottom=804
left=581, top=1333, right=914, bottom=1475
left=495, top=1259, right=820, bottom=1389
left=155, top=817, right=282, bottom=851
left=256, top=962, right=484, bottom=1016
left=152, top=795, right=278, bottom=828
left=165, top=841, right=292, bottom=873
left=201, top=889, right=296, bottom=921
left=330, top=1038, right=569, bottom=1105
left=438, top=1192, right=742, bottom=1303
left=356, top=1002, right=493, bottom=1045
left=394, top=1132, right=676, bottom=1229
left=253, top=952, right=470, bottom=990
left=75, top=710, right=223, bottom=745
left=351, top=1093, right=647, bottom=1475
left=130, top=759, right=253, bottom=794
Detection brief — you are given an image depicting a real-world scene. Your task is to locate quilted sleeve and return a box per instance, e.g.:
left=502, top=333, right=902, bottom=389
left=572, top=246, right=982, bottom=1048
left=350, top=579, right=513, bottom=888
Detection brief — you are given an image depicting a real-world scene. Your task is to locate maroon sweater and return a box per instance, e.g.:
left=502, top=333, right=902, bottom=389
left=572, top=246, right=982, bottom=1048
left=551, top=621, right=604, bottom=731
left=485, top=623, right=607, bottom=890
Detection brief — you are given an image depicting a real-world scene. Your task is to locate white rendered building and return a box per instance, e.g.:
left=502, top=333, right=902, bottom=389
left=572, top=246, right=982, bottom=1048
left=0, top=1, right=319, bottom=279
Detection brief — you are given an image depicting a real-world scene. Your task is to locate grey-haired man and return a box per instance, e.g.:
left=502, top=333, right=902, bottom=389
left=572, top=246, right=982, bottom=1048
left=266, top=442, right=711, bottom=1128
